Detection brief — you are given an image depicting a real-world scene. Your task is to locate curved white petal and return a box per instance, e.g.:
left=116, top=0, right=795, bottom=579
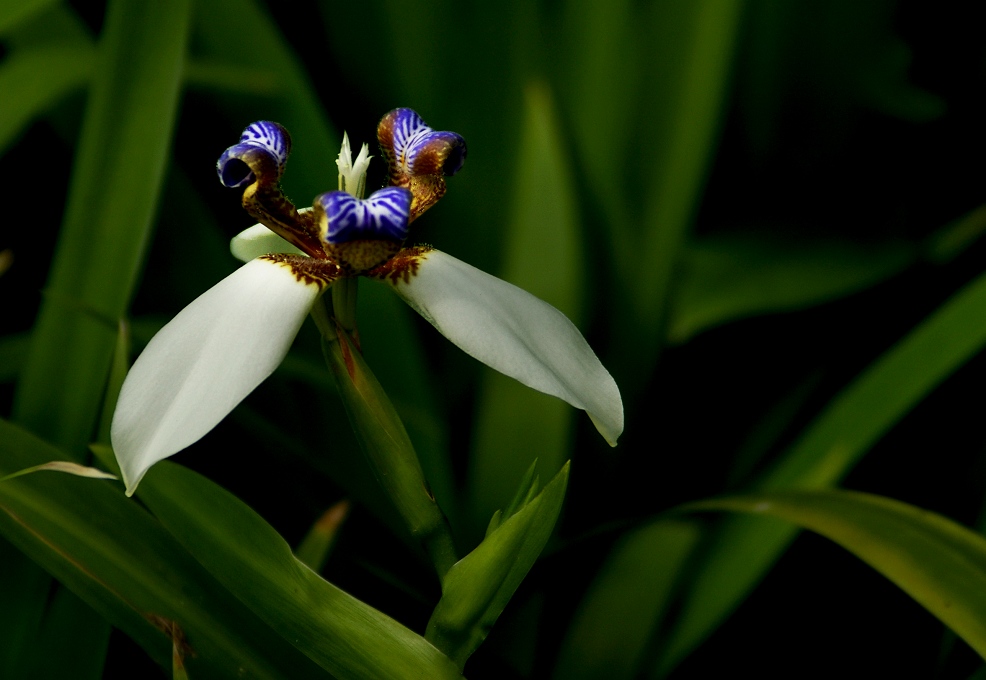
left=111, top=257, right=325, bottom=494
left=380, top=249, right=624, bottom=445
left=230, top=223, right=304, bottom=262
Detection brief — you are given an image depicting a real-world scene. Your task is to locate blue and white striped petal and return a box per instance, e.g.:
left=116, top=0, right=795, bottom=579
left=111, top=256, right=330, bottom=495
left=217, top=121, right=291, bottom=188
left=372, top=248, right=624, bottom=446
left=378, top=108, right=466, bottom=178
left=317, top=187, right=412, bottom=244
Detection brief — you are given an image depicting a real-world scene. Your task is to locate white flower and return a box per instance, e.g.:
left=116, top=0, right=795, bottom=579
left=111, top=110, right=623, bottom=495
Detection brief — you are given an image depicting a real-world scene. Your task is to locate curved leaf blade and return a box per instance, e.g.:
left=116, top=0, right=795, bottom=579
left=686, top=489, right=986, bottom=660
left=0, top=419, right=326, bottom=679
left=661, top=267, right=986, bottom=673
left=138, top=461, right=463, bottom=680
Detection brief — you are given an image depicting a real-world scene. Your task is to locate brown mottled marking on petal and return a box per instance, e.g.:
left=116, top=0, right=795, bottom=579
left=260, top=253, right=342, bottom=287
left=322, top=239, right=402, bottom=276
left=407, top=175, right=446, bottom=223
left=368, top=245, right=434, bottom=285
left=234, top=147, right=326, bottom=259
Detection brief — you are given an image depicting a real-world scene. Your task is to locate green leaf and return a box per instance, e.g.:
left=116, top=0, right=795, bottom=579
left=552, top=520, right=701, bottom=680
left=558, top=0, right=639, bottom=224
left=0, top=45, right=94, bottom=155
left=668, top=233, right=914, bottom=343
left=612, top=0, right=743, bottom=388
left=0, top=418, right=328, bottom=678
left=427, top=462, right=570, bottom=669
left=137, top=461, right=464, bottom=680
left=467, top=82, right=582, bottom=537
left=14, top=0, right=191, bottom=454
left=0, top=536, right=49, bottom=677
left=660, top=267, right=986, bottom=673
left=685, top=489, right=986, bottom=660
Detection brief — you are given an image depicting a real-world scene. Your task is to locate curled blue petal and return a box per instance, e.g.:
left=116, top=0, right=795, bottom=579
left=217, top=121, right=291, bottom=188
left=317, top=187, right=412, bottom=244
left=379, top=108, right=467, bottom=177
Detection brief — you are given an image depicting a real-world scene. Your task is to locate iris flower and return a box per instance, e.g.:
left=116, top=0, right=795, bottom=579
left=111, top=109, right=623, bottom=495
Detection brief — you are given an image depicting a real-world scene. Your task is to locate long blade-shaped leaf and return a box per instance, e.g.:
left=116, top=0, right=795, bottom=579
left=614, top=0, right=742, bottom=387
left=6, top=1, right=191, bottom=674
left=552, top=520, right=701, bottom=680
left=14, top=0, right=191, bottom=453
left=661, top=268, right=986, bottom=673
left=137, top=461, right=464, bottom=680
left=668, top=234, right=914, bottom=343
left=0, top=418, right=327, bottom=678
left=467, top=82, right=582, bottom=536
left=686, top=490, right=986, bottom=660
left=0, top=45, right=94, bottom=154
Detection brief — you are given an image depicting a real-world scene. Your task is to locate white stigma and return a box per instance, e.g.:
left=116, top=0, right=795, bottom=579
left=336, top=132, right=371, bottom=199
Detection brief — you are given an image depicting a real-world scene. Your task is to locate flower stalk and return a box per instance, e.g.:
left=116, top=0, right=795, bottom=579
left=320, top=300, right=457, bottom=580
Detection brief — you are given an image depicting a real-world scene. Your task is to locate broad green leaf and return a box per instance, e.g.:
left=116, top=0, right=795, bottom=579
left=0, top=45, right=94, bottom=154
left=553, top=520, right=701, bottom=680
left=467, top=82, right=582, bottom=537
left=660, top=267, right=986, bottom=673
left=0, top=418, right=328, bottom=678
left=428, top=463, right=570, bottom=670
left=137, top=461, right=464, bottom=680
left=686, top=490, right=986, bottom=660
left=14, top=0, right=191, bottom=454
left=6, top=2, right=190, bottom=675
left=667, top=233, right=914, bottom=343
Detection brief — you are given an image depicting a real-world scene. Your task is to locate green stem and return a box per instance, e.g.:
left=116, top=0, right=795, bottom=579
left=316, top=293, right=457, bottom=582
left=330, top=278, right=359, bottom=333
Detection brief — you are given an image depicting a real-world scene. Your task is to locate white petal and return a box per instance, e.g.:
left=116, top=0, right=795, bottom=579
left=230, top=223, right=304, bottom=262
left=381, top=249, right=624, bottom=445
left=111, top=257, right=326, bottom=494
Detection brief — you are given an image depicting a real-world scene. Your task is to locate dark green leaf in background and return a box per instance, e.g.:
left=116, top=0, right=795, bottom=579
left=467, top=82, right=582, bottom=538
left=660, top=266, right=986, bottom=673
left=686, top=490, right=986, bottom=660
